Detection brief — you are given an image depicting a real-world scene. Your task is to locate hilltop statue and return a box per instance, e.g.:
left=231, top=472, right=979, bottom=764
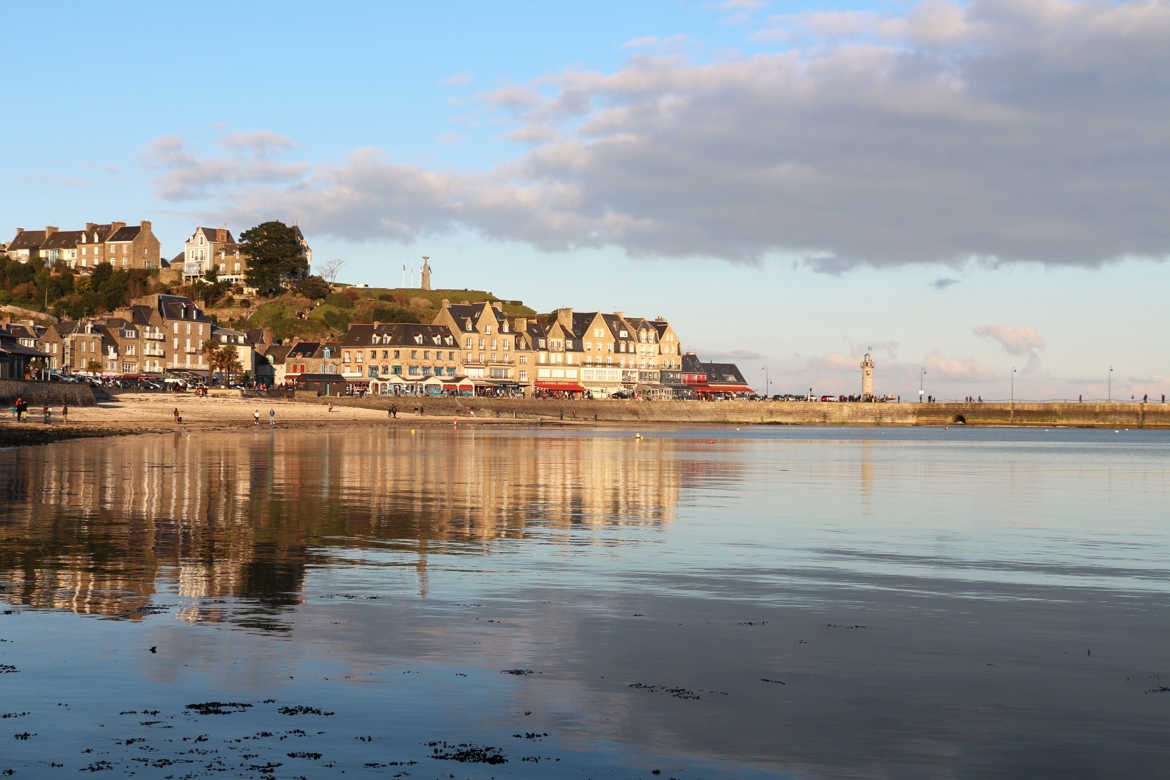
left=861, top=348, right=875, bottom=401
left=421, top=256, right=432, bottom=291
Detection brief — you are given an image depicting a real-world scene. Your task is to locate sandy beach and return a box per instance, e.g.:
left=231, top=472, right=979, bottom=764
left=0, top=391, right=543, bottom=446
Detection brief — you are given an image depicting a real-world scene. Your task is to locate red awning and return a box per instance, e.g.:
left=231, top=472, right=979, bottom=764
left=535, top=381, right=585, bottom=392
left=442, top=384, right=459, bottom=390
left=703, top=383, right=753, bottom=393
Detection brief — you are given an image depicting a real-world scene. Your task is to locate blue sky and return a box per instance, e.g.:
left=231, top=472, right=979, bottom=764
left=4, top=0, right=1169, bottom=400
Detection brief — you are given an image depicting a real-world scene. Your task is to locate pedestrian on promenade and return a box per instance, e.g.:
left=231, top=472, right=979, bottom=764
left=14, top=396, right=24, bottom=420
left=173, top=407, right=181, bottom=424
left=269, top=408, right=276, bottom=426
left=43, top=405, right=51, bottom=424
left=62, top=402, right=68, bottom=422
left=329, top=401, right=334, bottom=413
left=253, top=410, right=260, bottom=425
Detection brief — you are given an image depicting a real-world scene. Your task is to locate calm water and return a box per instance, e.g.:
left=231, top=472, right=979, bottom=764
left=1, top=425, right=1169, bottom=778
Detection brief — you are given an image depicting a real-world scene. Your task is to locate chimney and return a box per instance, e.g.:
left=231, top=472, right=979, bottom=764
left=216, top=227, right=226, bottom=242
left=140, top=220, right=152, bottom=234
left=45, top=226, right=58, bottom=237
left=264, top=327, right=274, bottom=344
left=111, top=221, right=126, bottom=233
left=441, top=298, right=450, bottom=308
left=15, top=228, right=23, bottom=235
left=556, top=307, right=573, bottom=330
left=614, top=311, right=623, bottom=319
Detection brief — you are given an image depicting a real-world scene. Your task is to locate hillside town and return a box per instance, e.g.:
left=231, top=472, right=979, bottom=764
left=0, top=219, right=756, bottom=400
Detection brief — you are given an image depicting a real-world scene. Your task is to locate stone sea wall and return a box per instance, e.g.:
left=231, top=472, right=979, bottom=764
left=0, top=380, right=97, bottom=407
left=320, top=396, right=1170, bottom=428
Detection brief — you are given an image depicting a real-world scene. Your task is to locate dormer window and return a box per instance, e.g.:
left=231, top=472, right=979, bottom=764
left=485, top=325, right=492, bottom=335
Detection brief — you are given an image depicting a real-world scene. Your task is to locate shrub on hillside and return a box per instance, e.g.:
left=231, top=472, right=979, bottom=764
left=325, top=292, right=354, bottom=309
left=370, top=304, right=419, bottom=324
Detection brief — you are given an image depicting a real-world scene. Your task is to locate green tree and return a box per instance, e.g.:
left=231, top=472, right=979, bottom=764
left=295, top=275, right=331, bottom=301
left=86, top=358, right=102, bottom=375
left=240, top=221, right=309, bottom=297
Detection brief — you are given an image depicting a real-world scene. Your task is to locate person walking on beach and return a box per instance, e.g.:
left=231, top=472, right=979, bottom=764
left=14, top=396, right=24, bottom=420
left=43, top=405, right=51, bottom=424
left=253, top=409, right=260, bottom=425
left=173, top=407, right=181, bottom=424
left=269, top=408, right=276, bottom=426
left=61, top=402, right=68, bottom=423
left=328, top=401, right=334, bottom=413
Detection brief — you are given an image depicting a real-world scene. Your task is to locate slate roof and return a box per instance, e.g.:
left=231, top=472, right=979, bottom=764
left=107, top=226, right=142, bottom=242
left=7, top=230, right=46, bottom=251
left=155, top=294, right=210, bottom=322
left=445, top=302, right=504, bottom=332
left=343, top=322, right=456, bottom=348
left=702, top=362, right=748, bottom=385
left=264, top=344, right=291, bottom=365
left=42, top=230, right=83, bottom=250
left=286, top=341, right=321, bottom=359
left=681, top=353, right=705, bottom=374
left=197, top=227, right=235, bottom=243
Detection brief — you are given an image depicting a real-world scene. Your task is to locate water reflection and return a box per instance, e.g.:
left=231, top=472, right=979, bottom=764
left=0, top=428, right=687, bottom=625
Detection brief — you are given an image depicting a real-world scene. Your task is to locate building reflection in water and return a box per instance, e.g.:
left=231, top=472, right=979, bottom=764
left=0, top=428, right=690, bottom=627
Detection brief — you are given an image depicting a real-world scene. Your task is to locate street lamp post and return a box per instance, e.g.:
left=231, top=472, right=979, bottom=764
left=1011, top=367, right=1016, bottom=405
left=919, top=368, right=926, bottom=402
left=1108, top=366, right=1113, bottom=402
left=760, top=366, right=770, bottom=398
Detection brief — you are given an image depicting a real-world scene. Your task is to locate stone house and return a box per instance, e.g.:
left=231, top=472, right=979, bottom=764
left=104, top=221, right=161, bottom=270
left=340, top=324, right=459, bottom=386
left=183, top=227, right=236, bottom=282
left=57, top=319, right=106, bottom=374
left=432, top=300, right=521, bottom=387
left=281, top=341, right=341, bottom=383
left=210, top=327, right=255, bottom=378
left=40, top=230, right=83, bottom=267
left=75, top=223, right=119, bottom=270
left=5, top=228, right=50, bottom=263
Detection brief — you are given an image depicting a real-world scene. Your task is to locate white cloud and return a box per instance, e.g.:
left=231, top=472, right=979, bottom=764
left=141, top=132, right=308, bottom=201
left=924, top=351, right=996, bottom=382
left=440, top=72, right=474, bottom=86
left=504, top=124, right=557, bottom=145
left=973, top=325, right=1045, bottom=357
left=150, top=1, right=1170, bottom=273
left=622, top=36, right=659, bottom=49
left=722, top=0, right=766, bottom=8
left=479, top=85, right=542, bottom=114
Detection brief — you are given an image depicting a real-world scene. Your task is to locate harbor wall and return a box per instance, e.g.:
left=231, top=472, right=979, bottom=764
left=315, top=396, right=1170, bottom=428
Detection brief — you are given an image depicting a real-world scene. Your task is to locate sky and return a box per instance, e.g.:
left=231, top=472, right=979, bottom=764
left=3, top=0, right=1168, bottom=401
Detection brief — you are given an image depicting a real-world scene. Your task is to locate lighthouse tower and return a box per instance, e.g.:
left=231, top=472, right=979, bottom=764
left=861, top=349, right=875, bottom=401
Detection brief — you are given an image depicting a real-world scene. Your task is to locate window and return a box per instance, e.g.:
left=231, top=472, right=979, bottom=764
left=370, top=350, right=376, bottom=360
left=392, top=365, right=403, bottom=375
left=408, top=366, right=420, bottom=376
left=423, top=350, right=430, bottom=360
left=369, top=366, right=378, bottom=377
left=411, top=350, right=417, bottom=359
left=485, top=325, right=492, bottom=335
left=448, top=351, right=455, bottom=360
left=343, top=351, right=351, bottom=362
left=519, top=370, right=527, bottom=380
left=478, top=338, right=485, bottom=349
left=393, top=350, right=400, bottom=359
left=357, top=351, right=364, bottom=362
left=382, top=350, right=388, bottom=359
left=465, top=337, right=473, bottom=349
left=519, top=356, right=527, bottom=364
left=490, top=353, right=497, bottom=362
left=490, top=339, right=496, bottom=350
left=503, top=340, right=509, bottom=351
